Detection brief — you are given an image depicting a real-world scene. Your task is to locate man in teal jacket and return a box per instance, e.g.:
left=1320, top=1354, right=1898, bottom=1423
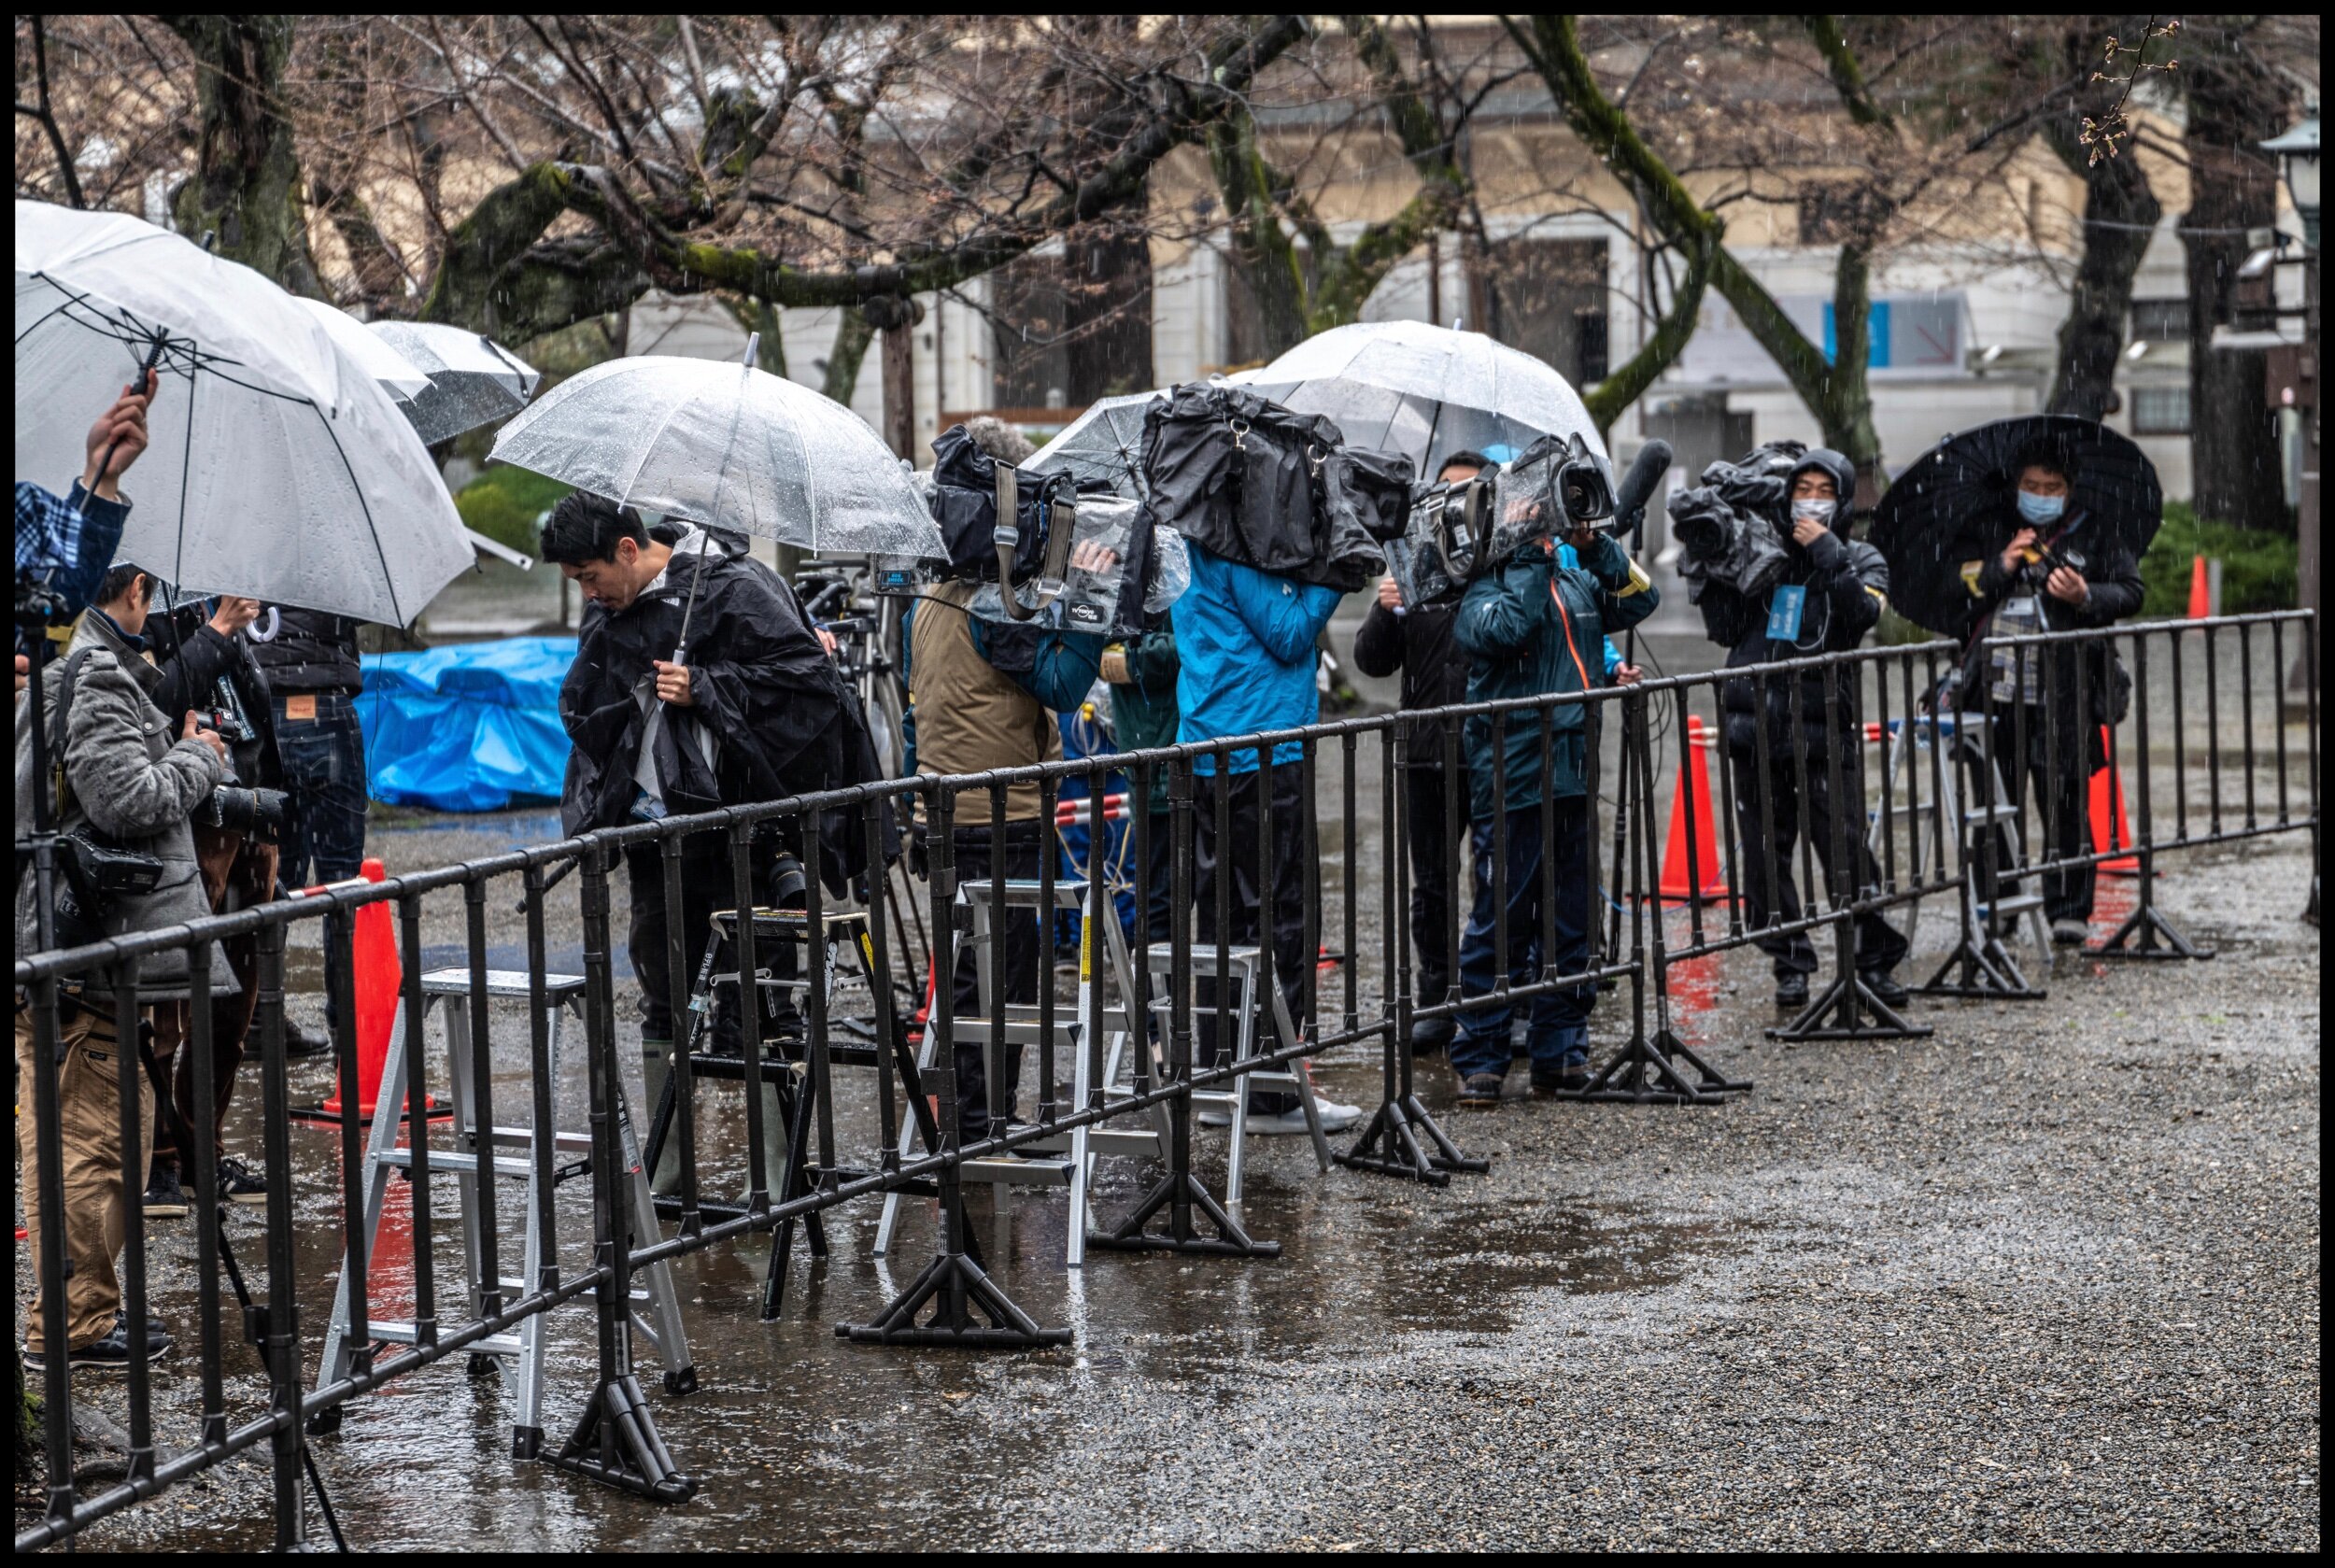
left=1173, top=542, right=1361, bottom=1134
left=1449, top=524, right=1658, bottom=1104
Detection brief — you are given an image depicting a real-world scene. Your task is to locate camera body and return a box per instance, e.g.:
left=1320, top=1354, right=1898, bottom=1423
left=1392, top=432, right=1620, bottom=607
left=1670, top=441, right=1806, bottom=601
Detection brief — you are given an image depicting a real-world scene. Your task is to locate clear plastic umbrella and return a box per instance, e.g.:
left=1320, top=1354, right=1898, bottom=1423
left=14, top=200, right=473, bottom=626
left=1244, top=319, right=1606, bottom=473
left=295, top=297, right=431, bottom=400
left=488, top=341, right=944, bottom=558
left=369, top=320, right=540, bottom=445
left=1025, top=388, right=1166, bottom=498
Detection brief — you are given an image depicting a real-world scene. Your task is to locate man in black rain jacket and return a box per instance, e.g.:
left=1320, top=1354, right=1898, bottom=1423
left=1691, top=447, right=1909, bottom=1008
left=546, top=494, right=858, bottom=1189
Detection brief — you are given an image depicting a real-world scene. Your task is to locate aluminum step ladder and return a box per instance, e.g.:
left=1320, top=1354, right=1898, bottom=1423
left=1870, top=715, right=2052, bottom=995
left=874, top=876, right=1162, bottom=1268
left=1139, top=941, right=1332, bottom=1204
left=315, top=968, right=690, bottom=1459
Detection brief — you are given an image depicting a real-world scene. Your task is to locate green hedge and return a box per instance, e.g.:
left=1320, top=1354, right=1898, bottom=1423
left=453, top=466, right=573, bottom=556
left=2138, top=502, right=2300, bottom=618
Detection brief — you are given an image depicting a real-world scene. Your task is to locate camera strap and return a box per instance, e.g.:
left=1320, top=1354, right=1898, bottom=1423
left=45, top=647, right=95, bottom=822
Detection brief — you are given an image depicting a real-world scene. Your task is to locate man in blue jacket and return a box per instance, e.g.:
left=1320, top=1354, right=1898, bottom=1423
left=1174, top=542, right=1361, bottom=1135
left=1449, top=517, right=1658, bottom=1106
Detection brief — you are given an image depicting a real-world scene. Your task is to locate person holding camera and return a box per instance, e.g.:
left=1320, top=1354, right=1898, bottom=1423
left=139, top=590, right=290, bottom=1217
left=1691, top=448, right=1908, bottom=1009
left=14, top=563, right=235, bottom=1372
left=1958, top=448, right=2144, bottom=945
left=547, top=492, right=857, bottom=1191
left=1352, top=451, right=1492, bottom=1057
left=1098, top=617, right=1181, bottom=944
left=1447, top=500, right=1657, bottom=1107
left=903, top=419, right=1115, bottom=1146
left=1174, top=524, right=1366, bottom=1136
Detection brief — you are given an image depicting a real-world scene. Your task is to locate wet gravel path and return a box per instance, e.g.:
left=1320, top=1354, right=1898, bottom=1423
left=24, top=773, right=2319, bottom=1552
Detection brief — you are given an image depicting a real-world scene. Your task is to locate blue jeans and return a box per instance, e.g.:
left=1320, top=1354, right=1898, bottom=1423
left=1451, top=798, right=1598, bottom=1081
left=273, top=689, right=368, bottom=888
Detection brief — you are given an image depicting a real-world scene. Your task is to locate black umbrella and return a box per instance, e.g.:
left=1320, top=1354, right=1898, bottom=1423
left=1869, top=415, right=2163, bottom=638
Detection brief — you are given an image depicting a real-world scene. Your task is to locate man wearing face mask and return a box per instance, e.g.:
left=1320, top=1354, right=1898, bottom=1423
left=1957, top=448, right=2144, bottom=945
left=1693, top=448, right=1909, bottom=1010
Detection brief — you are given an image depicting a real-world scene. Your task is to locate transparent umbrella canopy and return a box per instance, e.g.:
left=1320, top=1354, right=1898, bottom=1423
left=369, top=320, right=541, bottom=445
left=14, top=200, right=473, bottom=626
left=1025, top=389, right=1166, bottom=498
left=488, top=347, right=945, bottom=558
left=1244, top=319, right=1606, bottom=473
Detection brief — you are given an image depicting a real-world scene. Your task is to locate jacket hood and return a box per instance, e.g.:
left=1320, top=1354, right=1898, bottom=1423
left=1788, top=447, right=1859, bottom=531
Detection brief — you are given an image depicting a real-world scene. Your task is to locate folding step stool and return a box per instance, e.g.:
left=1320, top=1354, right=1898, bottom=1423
left=640, top=905, right=946, bottom=1318
left=1139, top=941, right=1332, bottom=1204
left=874, top=877, right=1162, bottom=1268
left=316, top=968, right=690, bottom=1459
left=1870, top=716, right=2052, bottom=995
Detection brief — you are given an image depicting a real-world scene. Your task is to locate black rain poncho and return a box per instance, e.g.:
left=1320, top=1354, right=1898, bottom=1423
left=560, top=540, right=885, bottom=887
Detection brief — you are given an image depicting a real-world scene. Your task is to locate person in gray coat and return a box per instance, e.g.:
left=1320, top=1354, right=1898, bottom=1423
left=15, top=563, right=231, bottom=1372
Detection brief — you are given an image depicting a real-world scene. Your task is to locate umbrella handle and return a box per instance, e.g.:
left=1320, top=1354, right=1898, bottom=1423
left=90, top=335, right=170, bottom=487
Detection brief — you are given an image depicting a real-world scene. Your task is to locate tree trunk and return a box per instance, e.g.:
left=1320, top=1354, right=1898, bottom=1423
left=167, top=17, right=322, bottom=297
left=1821, top=239, right=1887, bottom=496
left=2044, top=128, right=2161, bottom=418
left=821, top=305, right=877, bottom=408
left=2183, top=61, right=2290, bottom=529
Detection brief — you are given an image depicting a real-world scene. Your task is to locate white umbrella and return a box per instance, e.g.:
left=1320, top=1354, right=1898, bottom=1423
left=368, top=319, right=540, bottom=445
left=1244, top=319, right=1606, bottom=473
left=1025, top=389, right=1164, bottom=498
left=294, top=297, right=431, bottom=400
left=488, top=341, right=944, bottom=559
left=14, top=201, right=473, bottom=626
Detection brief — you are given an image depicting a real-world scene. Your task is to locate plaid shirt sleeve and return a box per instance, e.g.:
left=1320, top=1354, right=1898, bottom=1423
left=15, top=479, right=130, bottom=617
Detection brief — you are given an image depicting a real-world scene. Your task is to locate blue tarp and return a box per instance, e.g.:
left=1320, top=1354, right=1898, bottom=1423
left=357, top=636, right=574, bottom=812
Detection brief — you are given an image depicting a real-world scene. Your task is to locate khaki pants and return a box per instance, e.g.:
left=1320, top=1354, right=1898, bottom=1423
left=15, top=998, right=151, bottom=1355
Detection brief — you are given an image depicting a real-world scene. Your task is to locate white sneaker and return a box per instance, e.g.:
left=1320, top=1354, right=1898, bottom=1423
left=1196, top=1106, right=1233, bottom=1128
left=1243, top=1107, right=1319, bottom=1136
left=1309, top=1096, right=1365, bottom=1133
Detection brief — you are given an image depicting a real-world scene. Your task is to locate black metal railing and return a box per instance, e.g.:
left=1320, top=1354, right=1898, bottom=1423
left=11, top=611, right=2315, bottom=1550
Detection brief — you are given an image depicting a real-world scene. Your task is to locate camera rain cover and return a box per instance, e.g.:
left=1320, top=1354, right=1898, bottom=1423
left=960, top=494, right=1190, bottom=637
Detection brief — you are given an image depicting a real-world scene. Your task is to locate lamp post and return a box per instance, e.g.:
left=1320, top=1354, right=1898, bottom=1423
left=2262, top=117, right=2318, bottom=710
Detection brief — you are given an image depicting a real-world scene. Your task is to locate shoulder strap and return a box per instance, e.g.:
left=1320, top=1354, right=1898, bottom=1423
left=47, top=646, right=97, bottom=816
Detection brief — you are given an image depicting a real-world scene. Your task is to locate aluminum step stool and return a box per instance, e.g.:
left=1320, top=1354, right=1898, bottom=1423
left=1140, top=942, right=1332, bottom=1205
left=874, top=876, right=1161, bottom=1268
left=1870, top=717, right=2052, bottom=995
left=316, top=968, right=690, bottom=1459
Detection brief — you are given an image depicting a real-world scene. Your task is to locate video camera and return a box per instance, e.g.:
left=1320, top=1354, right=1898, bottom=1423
left=1391, top=433, right=1671, bottom=608
left=1669, top=440, right=1805, bottom=601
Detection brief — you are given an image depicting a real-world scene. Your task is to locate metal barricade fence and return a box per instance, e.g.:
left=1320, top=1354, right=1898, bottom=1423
left=10, top=613, right=2317, bottom=1549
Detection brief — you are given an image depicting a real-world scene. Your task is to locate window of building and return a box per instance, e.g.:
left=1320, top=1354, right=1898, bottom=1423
left=990, top=233, right=1154, bottom=410
left=1479, top=236, right=1609, bottom=388
left=2129, top=298, right=2186, bottom=342
left=2130, top=384, right=2191, bottom=434
left=1797, top=184, right=1891, bottom=246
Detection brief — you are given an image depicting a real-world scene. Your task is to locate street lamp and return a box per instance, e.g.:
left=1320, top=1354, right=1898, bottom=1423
left=2262, top=116, right=2319, bottom=248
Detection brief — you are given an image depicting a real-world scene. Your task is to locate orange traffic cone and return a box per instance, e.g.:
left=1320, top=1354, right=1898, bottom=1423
left=1660, top=715, right=1730, bottom=902
left=2090, top=727, right=2140, bottom=877
left=2186, top=554, right=2211, bottom=620
left=313, top=858, right=435, bottom=1122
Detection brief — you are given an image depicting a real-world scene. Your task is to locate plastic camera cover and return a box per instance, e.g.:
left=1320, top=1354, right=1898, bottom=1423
left=957, top=496, right=1185, bottom=635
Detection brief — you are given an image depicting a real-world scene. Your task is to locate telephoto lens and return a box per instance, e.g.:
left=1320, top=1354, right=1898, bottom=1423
left=203, top=785, right=291, bottom=840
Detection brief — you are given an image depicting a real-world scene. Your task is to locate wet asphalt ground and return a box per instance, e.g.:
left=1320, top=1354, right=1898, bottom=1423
left=21, top=629, right=2320, bottom=1552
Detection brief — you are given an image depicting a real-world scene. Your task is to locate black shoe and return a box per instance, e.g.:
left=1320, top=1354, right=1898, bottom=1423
left=1531, top=1065, right=1592, bottom=1097
left=1859, top=970, right=1910, bottom=1010
left=115, top=1308, right=169, bottom=1342
left=1456, top=1072, right=1505, bottom=1109
left=216, top=1156, right=269, bottom=1206
left=1774, top=972, right=1810, bottom=1009
left=25, top=1321, right=173, bottom=1373
left=1408, top=1015, right=1452, bottom=1056
left=280, top=1019, right=333, bottom=1058
left=143, top=1165, right=190, bottom=1219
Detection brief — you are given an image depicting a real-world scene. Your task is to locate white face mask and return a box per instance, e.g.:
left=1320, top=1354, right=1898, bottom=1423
left=1790, top=498, right=1834, bottom=526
